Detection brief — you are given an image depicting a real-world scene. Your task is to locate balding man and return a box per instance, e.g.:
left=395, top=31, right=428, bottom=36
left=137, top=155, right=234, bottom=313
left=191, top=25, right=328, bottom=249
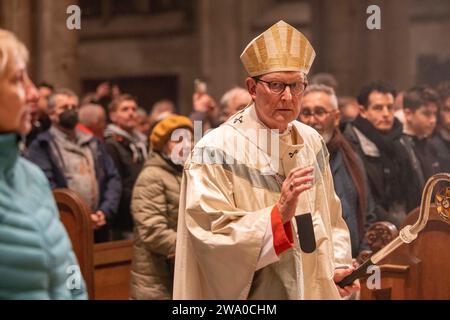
left=220, top=87, right=252, bottom=122
left=78, top=103, right=106, bottom=141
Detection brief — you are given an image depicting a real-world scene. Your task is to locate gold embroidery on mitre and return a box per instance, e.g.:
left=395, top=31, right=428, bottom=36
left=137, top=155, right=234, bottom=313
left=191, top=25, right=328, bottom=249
left=240, top=20, right=316, bottom=77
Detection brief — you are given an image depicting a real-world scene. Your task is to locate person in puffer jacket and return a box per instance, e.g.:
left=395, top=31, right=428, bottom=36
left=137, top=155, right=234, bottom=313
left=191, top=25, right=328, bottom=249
left=130, top=115, right=193, bottom=300
left=0, top=29, right=87, bottom=300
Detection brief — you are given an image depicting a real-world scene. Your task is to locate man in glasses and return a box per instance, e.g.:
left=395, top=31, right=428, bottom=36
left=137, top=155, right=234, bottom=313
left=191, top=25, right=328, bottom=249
left=28, top=88, right=121, bottom=242
left=174, top=21, right=358, bottom=300
left=299, top=84, right=377, bottom=258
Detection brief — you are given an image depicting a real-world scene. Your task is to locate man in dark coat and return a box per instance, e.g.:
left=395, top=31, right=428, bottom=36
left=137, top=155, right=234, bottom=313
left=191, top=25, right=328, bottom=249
left=400, top=86, right=442, bottom=187
left=105, top=94, right=147, bottom=240
left=342, top=81, right=421, bottom=228
left=28, top=88, right=121, bottom=242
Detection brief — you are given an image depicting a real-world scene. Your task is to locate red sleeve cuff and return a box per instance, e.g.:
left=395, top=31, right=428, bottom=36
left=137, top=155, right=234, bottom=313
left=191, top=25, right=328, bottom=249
left=271, top=205, right=294, bottom=256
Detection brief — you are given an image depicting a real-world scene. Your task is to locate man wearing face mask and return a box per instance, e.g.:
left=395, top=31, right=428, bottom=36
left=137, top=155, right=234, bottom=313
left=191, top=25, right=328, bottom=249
left=299, top=84, right=377, bottom=258
left=28, top=88, right=122, bottom=242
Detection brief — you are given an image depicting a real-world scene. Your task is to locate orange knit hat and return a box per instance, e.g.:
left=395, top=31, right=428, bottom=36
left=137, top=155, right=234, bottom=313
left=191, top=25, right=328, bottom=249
left=150, top=115, right=193, bottom=151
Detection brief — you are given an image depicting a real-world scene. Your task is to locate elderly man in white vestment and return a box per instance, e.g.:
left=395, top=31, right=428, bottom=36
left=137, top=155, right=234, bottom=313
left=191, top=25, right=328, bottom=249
left=174, top=20, right=360, bottom=299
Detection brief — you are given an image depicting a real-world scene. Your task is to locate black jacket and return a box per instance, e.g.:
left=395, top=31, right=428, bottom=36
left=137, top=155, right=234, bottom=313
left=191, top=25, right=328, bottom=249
left=105, top=132, right=146, bottom=232
left=400, top=133, right=442, bottom=188
left=430, top=129, right=450, bottom=174
left=343, top=117, right=421, bottom=227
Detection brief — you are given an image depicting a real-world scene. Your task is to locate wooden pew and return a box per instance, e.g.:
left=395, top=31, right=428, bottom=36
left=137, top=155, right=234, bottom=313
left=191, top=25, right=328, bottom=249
left=53, top=189, right=95, bottom=298
left=53, top=188, right=132, bottom=300
left=93, top=239, right=133, bottom=300
left=359, top=205, right=450, bottom=299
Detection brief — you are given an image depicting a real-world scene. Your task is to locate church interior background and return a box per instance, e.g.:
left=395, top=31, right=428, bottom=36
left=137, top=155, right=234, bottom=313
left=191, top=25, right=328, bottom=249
left=1, top=0, right=449, bottom=121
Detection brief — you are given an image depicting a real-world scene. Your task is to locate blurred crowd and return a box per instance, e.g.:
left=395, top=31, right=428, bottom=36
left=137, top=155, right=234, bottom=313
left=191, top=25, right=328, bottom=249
left=24, top=72, right=450, bottom=255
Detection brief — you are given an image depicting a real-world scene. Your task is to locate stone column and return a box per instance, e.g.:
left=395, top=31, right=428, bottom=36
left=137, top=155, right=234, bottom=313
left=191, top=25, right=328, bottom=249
left=314, top=0, right=368, bottom=95
left=0, top=0, right=33, bottom=45
left=36, top=0, right=80, bottom=93
left=0, top=0, right=37, bottom=78
left=197, top=0, right=247, bottom=102
left=316, top=0, right=411, bottom=95
left=365, top=0, right=411, bottom=90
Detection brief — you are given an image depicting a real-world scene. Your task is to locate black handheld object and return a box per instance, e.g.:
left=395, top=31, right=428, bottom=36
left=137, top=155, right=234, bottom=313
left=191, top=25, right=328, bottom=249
left=295, top=213, right=316, bottom=253
left=336, top=258, right=375, bottom=288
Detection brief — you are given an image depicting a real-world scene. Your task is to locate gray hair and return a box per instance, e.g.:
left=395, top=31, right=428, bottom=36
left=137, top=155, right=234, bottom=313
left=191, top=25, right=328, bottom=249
left=303, top=84, right=339, bottom=110
left=220, top=87, right=249, bottom=109
left=0, top=29, right=29, bottom=78
left=78, top=104, right=105, bottom=126
left=47, top=88, right=78, bottom=111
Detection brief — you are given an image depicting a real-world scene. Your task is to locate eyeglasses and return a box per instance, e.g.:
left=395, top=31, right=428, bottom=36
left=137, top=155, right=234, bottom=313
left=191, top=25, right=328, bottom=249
left=254, top=78, right=307, bottom=95
left=299, top=108, right=334, bottom=119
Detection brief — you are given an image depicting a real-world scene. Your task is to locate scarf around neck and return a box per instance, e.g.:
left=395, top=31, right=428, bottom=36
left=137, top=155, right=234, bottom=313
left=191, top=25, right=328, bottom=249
left=351, top=115, right=420, bottom=212
left=352, top=115, right=403, bottom=158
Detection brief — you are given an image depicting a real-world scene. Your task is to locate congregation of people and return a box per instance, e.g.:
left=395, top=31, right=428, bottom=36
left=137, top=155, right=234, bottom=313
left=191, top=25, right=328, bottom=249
left=1, top=27, right=449, bottom=300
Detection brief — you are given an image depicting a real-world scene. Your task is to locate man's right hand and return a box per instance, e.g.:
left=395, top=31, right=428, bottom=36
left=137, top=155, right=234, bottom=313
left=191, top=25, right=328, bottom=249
left=276, top=166, right=314, bottom=224
left=193, top=92, right=217, bottom=113
left=90, top=213, right=99, bottom=230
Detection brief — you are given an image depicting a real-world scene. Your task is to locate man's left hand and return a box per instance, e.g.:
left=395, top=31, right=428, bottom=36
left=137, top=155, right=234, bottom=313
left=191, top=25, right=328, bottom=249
left=333, top=267, right=360, bottom=298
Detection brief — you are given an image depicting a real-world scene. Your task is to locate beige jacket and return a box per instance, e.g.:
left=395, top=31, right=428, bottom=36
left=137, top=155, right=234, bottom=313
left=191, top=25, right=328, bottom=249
left=130, top=152, right=182, bottom=300
left=173, top=104, right=352, bottom=300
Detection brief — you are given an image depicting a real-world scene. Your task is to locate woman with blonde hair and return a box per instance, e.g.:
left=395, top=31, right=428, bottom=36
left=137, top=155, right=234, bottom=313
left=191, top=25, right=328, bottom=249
left=0, top=29, right=86, bottom=299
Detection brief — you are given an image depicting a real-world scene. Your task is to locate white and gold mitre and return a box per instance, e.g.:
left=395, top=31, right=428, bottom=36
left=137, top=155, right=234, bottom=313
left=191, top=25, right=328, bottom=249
left=240, top=20, right=316, bottom=77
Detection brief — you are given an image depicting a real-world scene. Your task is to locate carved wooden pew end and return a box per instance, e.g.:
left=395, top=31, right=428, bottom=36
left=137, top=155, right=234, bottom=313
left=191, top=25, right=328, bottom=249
left=53, top=188, right=132, bottom=300
left=359, top=205, right=450, bottom=300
